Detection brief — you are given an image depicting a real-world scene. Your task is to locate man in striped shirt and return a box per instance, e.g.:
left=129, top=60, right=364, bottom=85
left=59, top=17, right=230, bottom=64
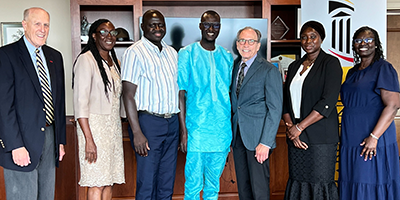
left=121, top=9, right=180, bottom=200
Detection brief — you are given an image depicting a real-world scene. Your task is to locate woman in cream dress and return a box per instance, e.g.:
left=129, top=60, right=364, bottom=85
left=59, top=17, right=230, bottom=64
left=73, top=19, right=125, bottom=200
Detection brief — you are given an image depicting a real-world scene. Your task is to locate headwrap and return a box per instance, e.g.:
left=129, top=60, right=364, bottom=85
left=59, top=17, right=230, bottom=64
left=300, top=20, right=326, bottom=41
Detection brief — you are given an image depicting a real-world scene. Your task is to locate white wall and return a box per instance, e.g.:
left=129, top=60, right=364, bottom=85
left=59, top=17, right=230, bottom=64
left=0, top=0, right=74, bottom=115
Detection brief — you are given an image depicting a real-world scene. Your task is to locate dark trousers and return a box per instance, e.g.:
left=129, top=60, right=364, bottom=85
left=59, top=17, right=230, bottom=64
left=233, top=129, right=271, bottom=200
left=3, top=125, right=56, bottom=200
left=128, top=113, right=179, bottom=200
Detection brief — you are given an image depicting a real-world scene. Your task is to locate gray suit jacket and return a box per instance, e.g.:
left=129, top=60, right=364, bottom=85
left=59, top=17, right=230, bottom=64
left=231, top=55, right=283, bottom=151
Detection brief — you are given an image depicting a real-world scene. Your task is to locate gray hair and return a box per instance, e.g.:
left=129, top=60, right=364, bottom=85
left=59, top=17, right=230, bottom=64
left=236, top=26, right=262, bottom=41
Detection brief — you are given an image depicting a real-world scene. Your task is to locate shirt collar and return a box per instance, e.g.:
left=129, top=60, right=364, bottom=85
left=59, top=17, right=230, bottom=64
left=23, top=36, right=42, bottom=55
left=141, top=36, right=167, bottom=52
left=241, top=54, right=257, bottom=68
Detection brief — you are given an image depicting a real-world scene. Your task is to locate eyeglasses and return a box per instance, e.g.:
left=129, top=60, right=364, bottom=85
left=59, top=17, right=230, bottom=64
left=354, top=38, right=374, bottom=44
left=98, top=30, right=118, bottom=37
left=237, top=39, right=259, bottom=45
left=201, top=22, right=221, bottom=30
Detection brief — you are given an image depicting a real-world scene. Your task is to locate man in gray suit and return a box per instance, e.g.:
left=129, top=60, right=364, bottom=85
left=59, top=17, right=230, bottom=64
left=231, top=26, right=282, bottom=200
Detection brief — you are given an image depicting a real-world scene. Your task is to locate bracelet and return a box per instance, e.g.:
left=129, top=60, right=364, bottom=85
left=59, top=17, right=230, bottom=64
left=295, top=124, right=303, bottom=132
left=370, top=133, right=379, bottom=140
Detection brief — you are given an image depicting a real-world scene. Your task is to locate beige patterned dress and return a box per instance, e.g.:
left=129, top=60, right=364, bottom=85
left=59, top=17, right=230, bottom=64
left=77, top=63, right=125, bottom=187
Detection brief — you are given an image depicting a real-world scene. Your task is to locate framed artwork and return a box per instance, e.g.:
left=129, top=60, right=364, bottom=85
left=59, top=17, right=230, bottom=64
left=271, top=16, right=289, bottom=40
left=272, top=55, right=296, bottom=82
left=271, top=60, right=280, bottom=69
left=1, top=22, right=24, bottom=46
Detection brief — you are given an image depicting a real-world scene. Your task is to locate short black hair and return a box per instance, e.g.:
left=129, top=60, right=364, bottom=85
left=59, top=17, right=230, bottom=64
left=142, top=9, right=164, bottom=24
left=200, top=10, right=220, bottom=22
left=300, top=20, right=326, bottom=41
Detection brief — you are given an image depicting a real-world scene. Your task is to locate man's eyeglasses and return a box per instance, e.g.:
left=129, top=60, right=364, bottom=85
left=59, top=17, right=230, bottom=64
left=98, top=30, right=118, bottom=37
left=354, top=38, right=374, bottom=44
left=201, top=22, right=221, bottom=30
left=237, top=39, right=259, bottom=45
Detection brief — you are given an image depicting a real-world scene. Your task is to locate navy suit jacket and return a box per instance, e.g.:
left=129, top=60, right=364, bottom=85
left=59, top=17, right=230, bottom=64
left=0, top=38, right=66, bottom=172
left=231, top=55, right=283, bottom=151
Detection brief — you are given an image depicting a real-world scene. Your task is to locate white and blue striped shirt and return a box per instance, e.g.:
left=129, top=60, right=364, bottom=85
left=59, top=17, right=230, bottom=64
left=121, top=36, right=179, bottom=114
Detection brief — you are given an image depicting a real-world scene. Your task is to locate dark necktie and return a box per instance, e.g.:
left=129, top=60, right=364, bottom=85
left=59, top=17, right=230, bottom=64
left=236, top=62, right=247, bottom=96
left=36, top=49, right=54, bottom=124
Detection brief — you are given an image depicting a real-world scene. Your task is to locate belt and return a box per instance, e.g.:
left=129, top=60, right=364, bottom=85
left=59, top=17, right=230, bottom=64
left=139, top=110, right=177, bottom=119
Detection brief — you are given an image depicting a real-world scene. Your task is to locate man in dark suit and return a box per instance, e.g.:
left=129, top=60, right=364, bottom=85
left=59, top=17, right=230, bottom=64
left=231, top=26, right=282, bottom=200
left=0, top=7, right=66, bottom=200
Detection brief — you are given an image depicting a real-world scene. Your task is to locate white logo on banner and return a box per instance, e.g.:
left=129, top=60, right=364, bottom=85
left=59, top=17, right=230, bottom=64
left=328, top=0, right=354, bottom=63
left=301, top=0, right=386, bottom=67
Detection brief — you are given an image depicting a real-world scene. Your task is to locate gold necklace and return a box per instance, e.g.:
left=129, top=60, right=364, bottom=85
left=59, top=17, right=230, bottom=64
left=305, top=58, right=316, bottom=69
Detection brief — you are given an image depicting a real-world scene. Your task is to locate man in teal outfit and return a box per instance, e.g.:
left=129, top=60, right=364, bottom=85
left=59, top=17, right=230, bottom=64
left=177, top=10, right=233, bottom=200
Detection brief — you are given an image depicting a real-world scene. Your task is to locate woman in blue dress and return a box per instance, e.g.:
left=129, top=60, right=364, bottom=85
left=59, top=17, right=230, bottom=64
left=340, top=26, right=400, bottom=200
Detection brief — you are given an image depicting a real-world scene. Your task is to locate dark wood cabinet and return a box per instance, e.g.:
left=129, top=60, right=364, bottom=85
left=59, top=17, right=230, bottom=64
left=270, top=5, right=301, bottom=59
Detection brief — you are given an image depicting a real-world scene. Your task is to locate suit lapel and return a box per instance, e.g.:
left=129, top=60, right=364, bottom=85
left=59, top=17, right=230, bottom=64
left=18, top=39, right=44, bottom=104
left=241, top=57, right=262, bottom=88
left=285, top=58, right=303, bottom=88
left=231, top=61, right=240, bottom=101
left=302, top=50, right=324, bottom=90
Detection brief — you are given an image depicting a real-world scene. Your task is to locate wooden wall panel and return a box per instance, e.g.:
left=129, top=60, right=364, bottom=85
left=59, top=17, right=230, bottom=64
left=142, top=1, right=262, bottom=18
left=267, top=0, right=300, bottom=5
left=387, top=15, right=400, bottom=117
left=111, top=141, right=137, bottom=198
left=395, top=120, right=400, bottom=155
left=270, top=133, right=289, bottom=199
left=387, top=15, right=400, bottom=98
left=0, top=168, right=4, bottom=200
left=55, top=116, right=80, bottom=200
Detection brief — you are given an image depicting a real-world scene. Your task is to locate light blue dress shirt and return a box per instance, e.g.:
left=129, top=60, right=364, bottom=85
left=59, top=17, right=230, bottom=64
left=23, top=36, right=52, bottom=90
left=236, top=54, right=257, bottom=86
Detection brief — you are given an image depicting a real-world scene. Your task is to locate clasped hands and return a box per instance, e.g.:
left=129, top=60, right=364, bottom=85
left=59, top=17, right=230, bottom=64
left=285, top=122, right=308, bottom=150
